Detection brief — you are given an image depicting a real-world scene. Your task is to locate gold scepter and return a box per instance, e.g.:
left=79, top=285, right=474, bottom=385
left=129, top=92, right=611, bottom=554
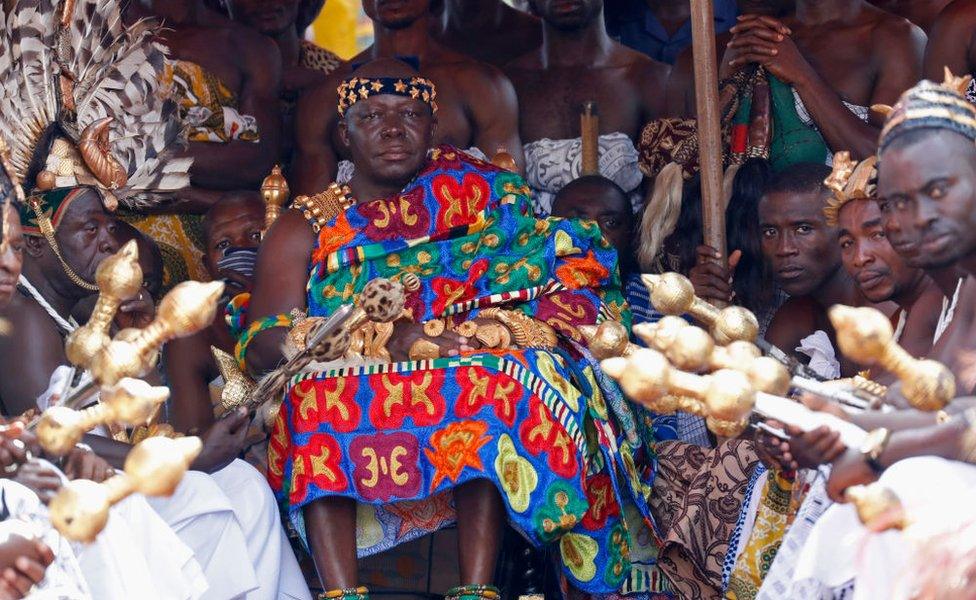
left=584, top=313, right=876, bottom=411
left=35, top=379, right=169, bottom=456
left=261, top=165, right=289, bottom=230
left=601, top=348, right=755, bottom=437
left=642, top=272, right=759, bottom=344
left=48, top=436, right=202, bottom=542
left=64, top=240, right=143, bottom=369
left=830, top=305, right=956, bottom=411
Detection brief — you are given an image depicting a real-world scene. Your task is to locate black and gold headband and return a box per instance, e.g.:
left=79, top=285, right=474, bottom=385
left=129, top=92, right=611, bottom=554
left=878, top=68, right=976, bottom=153
left=337, top=76, right=438, bottom=116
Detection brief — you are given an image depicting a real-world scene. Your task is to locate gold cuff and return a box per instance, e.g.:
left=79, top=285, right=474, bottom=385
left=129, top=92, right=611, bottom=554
left=479, top=308, right=558, bottom=349
left=454, top=320, right=479, bottom=338
left=408, top=338, right=441, bottom=361
left=475, top=322, right=511, bottom=349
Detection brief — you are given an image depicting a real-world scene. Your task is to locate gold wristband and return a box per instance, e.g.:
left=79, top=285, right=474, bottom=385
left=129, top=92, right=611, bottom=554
left=423, top=319, right=446, bottom=337
left=475, top=322, right=512, bottom=349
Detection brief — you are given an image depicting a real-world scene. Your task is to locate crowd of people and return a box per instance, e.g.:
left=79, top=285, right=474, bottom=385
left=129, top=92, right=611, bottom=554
left=0, top=0, right=975, bottom=598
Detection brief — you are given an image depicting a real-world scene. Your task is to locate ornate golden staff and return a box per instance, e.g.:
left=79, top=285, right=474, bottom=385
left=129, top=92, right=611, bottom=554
left=48, top=436, right=202, bottom=542
left=641, top=272, right=759, bottom=344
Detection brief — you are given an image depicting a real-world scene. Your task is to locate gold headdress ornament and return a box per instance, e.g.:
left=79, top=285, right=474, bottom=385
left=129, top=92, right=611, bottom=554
left=878, top=67, right=976, bottom=153
left=822, top=151, right=878, bottom=226
left=0, top=0, right=193, bottom=290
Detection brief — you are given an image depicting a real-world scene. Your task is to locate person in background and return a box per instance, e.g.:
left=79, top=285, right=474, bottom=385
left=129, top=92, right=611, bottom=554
left=227, top=0, right=341, bottom=167
left=869, top=0, right=951, bottom=33
left=292, top=0, right=523, bottom=195
left=606, top=0, right=740, bottom=65
left=922, top=0, right=976, bottom=104
left=506, top=0, right=670, bottom=215
left=432, top=0, right=542, bottom=67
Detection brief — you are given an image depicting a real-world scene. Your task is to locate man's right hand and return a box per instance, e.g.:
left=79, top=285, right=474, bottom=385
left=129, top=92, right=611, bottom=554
left=193, top=408, right=250, bottom=474
left=0, top=535, right=53, bottom=600
left=386, top=322, right=481, bottom=363
left=0, top=425, right=35, bottom=478
left=689, top=245, right=741, bottom=305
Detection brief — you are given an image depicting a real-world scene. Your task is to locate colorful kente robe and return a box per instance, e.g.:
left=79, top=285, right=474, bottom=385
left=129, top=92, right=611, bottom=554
left=267, top=147, right=649, bottom=594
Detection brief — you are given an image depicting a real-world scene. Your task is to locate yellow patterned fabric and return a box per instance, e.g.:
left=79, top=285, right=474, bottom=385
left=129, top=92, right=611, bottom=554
left=162, top=60, right=260, bottom=143
left=119, top=212, right=208, bottom=290
left=725, top=471, right=796, bottom=599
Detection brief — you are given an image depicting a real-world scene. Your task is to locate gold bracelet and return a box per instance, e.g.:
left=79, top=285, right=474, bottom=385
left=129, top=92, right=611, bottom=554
left=454, top=320, right=479, bottom=338
left=479, top=308, right=558, bottom=349
left=475, top=322, right=512, bottom=349
left=960, top=408, right=976, bottom=464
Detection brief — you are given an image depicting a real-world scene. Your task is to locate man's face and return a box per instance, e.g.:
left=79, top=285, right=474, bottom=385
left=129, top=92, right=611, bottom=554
left=759, top=189, right=841, bottom=296
left=838, top=199, right=920, bottom=303
left=53, top=189, right=120, bottom=283
left=878, top=132, right=976, bottom=270
left=231, top=0, right=300, bottom=35
left=529, top=0, right=602, bottom=30
left=204, top=197, right=264, bottom=289
left=0, top=204, right=24, bottom=308
left=551, top=183, right=632, bottom=265
left=340, top=94, right=435, bottom=189
left=363, top=0, right=429, bottom=28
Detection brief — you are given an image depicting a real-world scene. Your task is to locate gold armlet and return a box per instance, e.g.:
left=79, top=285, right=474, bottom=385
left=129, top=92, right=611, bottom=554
left=293, top=183, right=354, bottom=232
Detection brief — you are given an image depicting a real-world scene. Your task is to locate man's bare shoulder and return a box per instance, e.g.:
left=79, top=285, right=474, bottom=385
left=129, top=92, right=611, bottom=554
left=0, top=293, right=64, bottom=350
left=765, top=296, right=823, bottom=347
left=438, top=56, right=516, bottom=98
left=865, top=3, right=928, bottom=49
left=938, top=0, right=976, bottom=23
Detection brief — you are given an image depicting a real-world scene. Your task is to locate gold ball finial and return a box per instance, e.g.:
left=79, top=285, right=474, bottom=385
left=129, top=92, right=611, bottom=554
left=829, top=304, right=955, bottom=410
left=713, top=306, right=759, bottom=345
left=600, top=349, right=670, bottom=405
left=65, top=240, right=143, bottom=369
left=580, top=321, right=630, bottom=360
left=664, top=325, right=714, bottom=372
left=261, top=165, right=290, bottom=229
left=845, top=483, right=907, bottom=531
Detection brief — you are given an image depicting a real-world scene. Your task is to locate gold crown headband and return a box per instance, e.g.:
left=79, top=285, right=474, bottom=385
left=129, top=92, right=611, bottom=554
left=823, top=151, right=878, bottom=226
left=336, top=76, right=438, bottom=116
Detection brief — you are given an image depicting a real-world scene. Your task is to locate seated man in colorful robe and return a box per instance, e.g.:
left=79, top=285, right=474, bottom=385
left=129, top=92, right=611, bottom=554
left=244, top=58, right=645, bottom=599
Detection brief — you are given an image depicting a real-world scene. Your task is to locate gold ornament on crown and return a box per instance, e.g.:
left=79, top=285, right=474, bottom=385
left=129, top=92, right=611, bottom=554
left=823, top=152, right=878, bottom=226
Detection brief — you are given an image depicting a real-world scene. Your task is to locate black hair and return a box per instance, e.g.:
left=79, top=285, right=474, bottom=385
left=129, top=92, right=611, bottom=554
left=762, top=161, right=831, bottom=199
left=662, top=158, right=775, bottom=314
left=554, top=175, right=629, bottom=211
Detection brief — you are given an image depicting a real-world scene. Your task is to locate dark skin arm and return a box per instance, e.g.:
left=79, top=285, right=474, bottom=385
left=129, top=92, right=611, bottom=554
left=0, top=300, right=72, bottom=417
left=728, top=15, right=924, bottom=159
left=461, top=65, right=525, bottom=172
left=826, top=413, right=975, bottom=501
left=922, top=0, right=976, bottom=81
left=764, top=296, right=820, bottom=361
left=183, top=32, right=283, bottom=192
left=245, top=209, right=315, bottom=376
left=291, top=76, right=344, bottom=196
left=163, top=330, right=219, bottom=435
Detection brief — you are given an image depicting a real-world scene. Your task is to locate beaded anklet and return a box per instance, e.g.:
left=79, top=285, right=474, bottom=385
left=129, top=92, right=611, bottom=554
left=444, top=584, right=501, bottom=600
left=318, top=586, right=369, bottom=600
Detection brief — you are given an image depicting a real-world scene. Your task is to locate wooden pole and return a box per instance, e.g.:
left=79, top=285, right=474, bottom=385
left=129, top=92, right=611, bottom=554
left=580, top=102, right=600, bottom=176
left=689, top=0, right=727, bottom=298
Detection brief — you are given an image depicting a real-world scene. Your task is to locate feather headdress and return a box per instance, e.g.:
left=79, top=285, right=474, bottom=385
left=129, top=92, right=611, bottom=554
left=0, top=0, right=191, bottom=210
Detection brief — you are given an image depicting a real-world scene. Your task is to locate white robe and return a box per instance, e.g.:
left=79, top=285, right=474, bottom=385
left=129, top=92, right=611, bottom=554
left=148, top=460, right=310, bottom=600
left=789, top=456, right=976, bottom=599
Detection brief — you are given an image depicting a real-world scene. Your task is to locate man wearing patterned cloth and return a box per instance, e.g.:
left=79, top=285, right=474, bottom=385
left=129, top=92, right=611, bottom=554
left=244, top=57, right=650, bottom=600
